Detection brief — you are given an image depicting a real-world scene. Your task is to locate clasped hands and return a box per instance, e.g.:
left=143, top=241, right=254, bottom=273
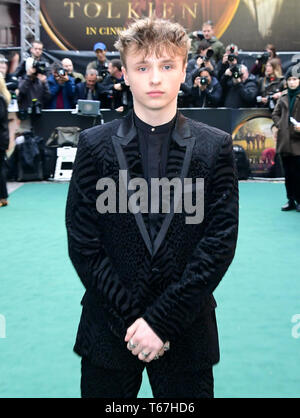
left=125, top=318, right=170, bottom=363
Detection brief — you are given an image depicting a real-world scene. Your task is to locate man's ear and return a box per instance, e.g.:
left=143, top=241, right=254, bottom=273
left=122, top=66, right=130, bottom=86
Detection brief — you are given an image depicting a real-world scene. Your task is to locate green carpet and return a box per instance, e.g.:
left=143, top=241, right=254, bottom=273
left=0, top=182, right=299, bottom=398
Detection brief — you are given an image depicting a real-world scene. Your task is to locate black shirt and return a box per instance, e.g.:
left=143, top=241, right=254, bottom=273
left=134, top=112, right=176, bottom=242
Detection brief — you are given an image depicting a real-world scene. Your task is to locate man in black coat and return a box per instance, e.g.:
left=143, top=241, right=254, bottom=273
left=221, top=64, right=258, bottom=108
left=66, top=17, right=239, bottom=398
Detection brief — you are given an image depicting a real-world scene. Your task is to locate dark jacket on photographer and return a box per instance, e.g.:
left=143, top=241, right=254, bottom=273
left=75, top=80, right=103, bottom=103
left=221, top=73, right=258, bottom=108
left=47, top=74, right=75, bottom=109
left=189, top=74, right=223, bottom=108
left=257, top=75, right=286, bottom=108
left=272, top=89, right=300, bottom=156
left=18, top=75, right=51, bottom=113
left=86, top=60, right=110, bottom=83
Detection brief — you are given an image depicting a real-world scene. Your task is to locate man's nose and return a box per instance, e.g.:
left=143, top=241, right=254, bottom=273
left=150, top=67, right=162, bottom=84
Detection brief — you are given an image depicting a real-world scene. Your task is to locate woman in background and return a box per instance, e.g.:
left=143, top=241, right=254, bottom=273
left=0, top=73, right=11, bottom=207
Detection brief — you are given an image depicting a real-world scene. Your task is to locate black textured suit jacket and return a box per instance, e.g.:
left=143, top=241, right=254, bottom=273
left=65, top=110, right=239, bottom=372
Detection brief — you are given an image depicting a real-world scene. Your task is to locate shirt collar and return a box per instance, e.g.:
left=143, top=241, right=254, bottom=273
left=133, top=111, right=176, bottom=135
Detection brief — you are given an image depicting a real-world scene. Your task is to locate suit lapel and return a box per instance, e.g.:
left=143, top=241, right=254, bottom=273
left=112, top=111, right=196, bottom=258
left=112, top=112, right=153, bottom=255
left=152, top=114, right=195, bottom=257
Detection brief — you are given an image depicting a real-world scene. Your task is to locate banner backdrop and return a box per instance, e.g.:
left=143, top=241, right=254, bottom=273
left=40, top=0, right=300, bottom=52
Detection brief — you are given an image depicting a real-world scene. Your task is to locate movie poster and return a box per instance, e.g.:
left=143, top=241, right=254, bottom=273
left=40, top=0, right=300, bottom=52
left=231, top=109, right=281, bottom=178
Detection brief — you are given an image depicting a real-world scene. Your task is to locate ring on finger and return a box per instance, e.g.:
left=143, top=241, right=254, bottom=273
left=141, top=351, right=150, bottom=358
left=128, top=340, right=137, bottom=350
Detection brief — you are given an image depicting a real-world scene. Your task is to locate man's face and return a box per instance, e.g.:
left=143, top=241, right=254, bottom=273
left=287, top=77, right=300, bottom=90
left=95, top=49, right=106, bottom=63
left=202, top=25, right=214, bottom=40
left=0, top=62, right=7, bottom=76
left=31, top=43, right=43, bottom=59
left=122, top=47, right=186, bottom=116
left=62, top=59, right=73, bottom=74
left=108, top=62, right=117, bottom=77
left=241, top=67, right=249, bottom=82
left=86, top=74, right=97, bottom=89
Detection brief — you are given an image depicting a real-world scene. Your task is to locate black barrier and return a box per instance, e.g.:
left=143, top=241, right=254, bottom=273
left=30, top=107, right=282, bottom=179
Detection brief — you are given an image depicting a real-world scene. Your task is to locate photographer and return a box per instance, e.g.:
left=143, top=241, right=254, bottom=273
left=189, top=67, right=222, bottom=108
left=15, top=40, right=50, bottom=79
left=221, top=64, right=258, bottom=108
left=47, top=62, right=75, bottom=109
left=17, top=57, right=51, bottom=130
left=186, top=40, right=216, bottom=85
left=257, top=59, right=286, bottom=110
left=86, top=42, right=110, bottom=83
left=62, top=58, right=85, bottom=85
left=75, top=69, right=104, bottom=104
left=250, top=45, right=277, bottom=79
left=216, top=44, right=239, bottom=80
left=99, top=59, right=133, bottom=111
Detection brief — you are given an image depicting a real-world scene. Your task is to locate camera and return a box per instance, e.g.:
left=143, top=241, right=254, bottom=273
left=200, top=76, right=209, bottom=86
left=228, top=54, right=236, bottom=63
left=257, top=51, right=270, bottom=65
left=196, top=31, right=205, bottom=40
left=230, top=65, right=243, bottom=79
left=204, top=49, right=214, bottom=61
left=57, top=68, right=67, bottom=77
left=256, top=94, right=276, bottom=110
left=32, top=60, right=47, bottom=75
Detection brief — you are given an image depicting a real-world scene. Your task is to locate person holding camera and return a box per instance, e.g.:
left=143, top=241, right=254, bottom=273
left=216, top=44, right=239, bottom=81
left=0, top=73, right=11, bottom=207
left=74, top=68, right=104, bottom=104
left=189, top=21, right=225, bottom=64
left=221, top=64, right=258, bottom=108
left=99, top=59, right=133, bottom=111
left=47, top=62, right=75, bottom=109
left=15, top=40, right=50, bottom=79
left=189, top=67, right=222, bottom=108
left=86, top=42, right=110, bottom=83
left=272, top=67, right=300, bottom=212
left=62, top=58, right=85, bottom=85
left=17, top=57, right=51, bottom=130
left=256, top=59, right=286, bottom=111
left=186, top=40, right=216, bottom=85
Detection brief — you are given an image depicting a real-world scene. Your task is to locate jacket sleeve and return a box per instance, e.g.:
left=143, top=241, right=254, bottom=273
left=143, top=134, right=239, bottom=342
left=65, top=131, right=141, bottom=338
left=272, top=100, right=282, bottom=127
left=239, top=80, right=258, bottom=105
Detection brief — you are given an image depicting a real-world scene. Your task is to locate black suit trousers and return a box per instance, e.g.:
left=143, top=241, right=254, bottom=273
left=281, top=155, right=300, bottom=203
left=80, top=356, right=214, bottom=398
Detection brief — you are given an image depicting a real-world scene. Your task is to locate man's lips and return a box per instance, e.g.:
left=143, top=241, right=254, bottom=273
left=147, top=91, right=164, bottom=97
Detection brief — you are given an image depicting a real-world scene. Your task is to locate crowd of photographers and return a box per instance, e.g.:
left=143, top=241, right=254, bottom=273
left=0, top=20, right=298, bottom=136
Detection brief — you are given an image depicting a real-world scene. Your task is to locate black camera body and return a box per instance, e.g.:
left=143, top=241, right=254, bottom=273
left=257, top=51, right=270, bottom=65
left=32, top=60, right=47, bottom=75
left=57, top=68, right=67, bottom=77
left=200, top=76, right=209, bottom=86
left=230, top=65, right=243, bottom=79
left=196, top=31, right=205, bottom=40
left=28, top=99, right=42, bottom=116
left=228, top=54, right=236, bottom=63
left=204, top=49, right=214, bottom=61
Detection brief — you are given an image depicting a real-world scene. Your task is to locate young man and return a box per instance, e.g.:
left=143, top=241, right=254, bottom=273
left=66, top=17, right=239, bottom=398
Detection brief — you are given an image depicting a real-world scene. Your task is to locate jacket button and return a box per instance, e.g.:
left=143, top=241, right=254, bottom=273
left=222, top=193, right=228, bottom=200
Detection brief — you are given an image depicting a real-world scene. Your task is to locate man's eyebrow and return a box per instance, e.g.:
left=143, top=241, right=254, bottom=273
left=134, top=58, right=177, bottom=65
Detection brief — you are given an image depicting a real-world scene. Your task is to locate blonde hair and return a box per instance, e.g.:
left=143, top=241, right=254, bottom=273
left=267, top=58, right=283, bottom=79
left=114, top=16, right=191, bottom=68
left=0, top=73, right=11, bottom=106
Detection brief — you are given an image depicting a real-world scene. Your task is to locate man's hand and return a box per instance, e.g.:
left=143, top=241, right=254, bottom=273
left=37, top=73, right=47, bottom=83
left=125, top=318, right=166, bottom=363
